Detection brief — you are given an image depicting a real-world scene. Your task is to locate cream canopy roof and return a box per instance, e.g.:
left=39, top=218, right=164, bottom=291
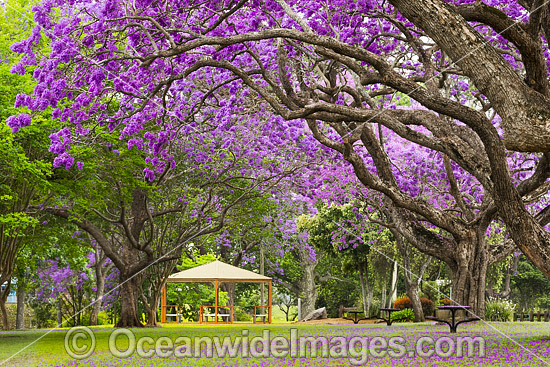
left=167, top=260, right=271, bottom=282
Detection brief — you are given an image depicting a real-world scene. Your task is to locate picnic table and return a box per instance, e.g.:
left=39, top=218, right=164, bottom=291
left=378, top=308, right=400, bottom=326
left=342, top=307, right=400, bottom=325
left=426, top=305, right=480, bottom=333
left=342, top=309, right=368, bottom=324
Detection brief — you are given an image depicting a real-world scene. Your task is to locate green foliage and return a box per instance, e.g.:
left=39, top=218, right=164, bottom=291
left=391, top=308, right=415, bottom=323
left=167, top=253, right=228, bottom=321
left=0, top=0, right=41, bottom=118
left=235, top=307, right=252, bottom=322
left=235, top=284, right=261, bottom=312
left=487, top=257, right=511, bottom=293
left=0, top=122, right=52, bottom=235
left=297, top=202, right=393, bottom=264
left=297, top=202, right=396, bottom=318
left=485, top=298, right=515, bottom=322
left=367, top=298, right=381, bottom=318
left=179, top=253, right=217, bottom=271
left=81, top=310, right=110, bottom=326
left=316, top=277, right=359, bottom=317
left=511, top=255, right=550, bottom=309
left=422, top=280, right=451, bottom=303
left=28, top=300, right=57, bottom=329
left=0, top=303, right=34, bottom=330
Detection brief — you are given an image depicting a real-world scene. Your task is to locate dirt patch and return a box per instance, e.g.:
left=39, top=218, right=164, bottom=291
left=292, top=317, right=380, bottom=325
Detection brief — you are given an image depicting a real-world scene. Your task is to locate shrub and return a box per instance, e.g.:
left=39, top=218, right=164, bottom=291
left=391, top=308, right=415, bottom=323
left=440, top=298, right=452, bottom=306
left=485, top=298, right=515, bottom=322
left=30, top=301, right=57, bottom=329
left=393, top=296, right=412, bottom=310
left=96, top=311, right=110, bottom=325
left=393, top=296, right=434, bottom=317
left=235, top=308, right=252, bottom=322
left=420, top=297, right=435, bottom=316
left=0, top=304, right=17, bottom=330
left=421, top=281, right=439, bottom=302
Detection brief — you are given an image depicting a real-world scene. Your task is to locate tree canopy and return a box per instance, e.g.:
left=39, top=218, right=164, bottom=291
left=5, top=0, right=550, bottom=326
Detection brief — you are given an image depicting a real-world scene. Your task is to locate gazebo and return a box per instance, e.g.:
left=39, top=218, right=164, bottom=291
left=160, top=260, right=272, bottom=323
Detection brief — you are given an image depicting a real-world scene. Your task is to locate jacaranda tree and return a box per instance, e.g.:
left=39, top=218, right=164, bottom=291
left=8, top=0, right=550, bottom=319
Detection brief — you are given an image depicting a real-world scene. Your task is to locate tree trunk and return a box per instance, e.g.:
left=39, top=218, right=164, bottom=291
left=90, top=271, right=106, bottom=326
left=451, top=237, right=489, bottom=319
left=57, top=298, right=63, bottom=327
left=405, top=280, right=425, bottom=322
left=367, top=286, right=373, bottom=317
left=220, top=283, right=236, bottom=321
left=117, top=276, right=143, bottom=327
left=358, top=264, right=368, bottom=316
left=299, top=263, right=317, bottom=317
left=389, top=261, right=398, bottom=308
left=390, top=0, right=550, bottom=152
left=381, top=279, right=387, bottom=311
left=0, top=280, right=10, bottom=330
left=16, top=285, right=25, bottom=329
left=365, top=263, right=372, bottom=316
left=499, top=254, right=519, bottom=298
left=147, top=308, right=157, bottom=327
left=0, top=298, right=8, bottom=330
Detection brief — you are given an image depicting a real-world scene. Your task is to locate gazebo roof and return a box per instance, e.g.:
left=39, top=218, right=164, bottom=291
left=167, top=260, right=271, bottom=282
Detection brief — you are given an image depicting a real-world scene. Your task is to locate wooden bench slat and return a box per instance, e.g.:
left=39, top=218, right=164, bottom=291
left=203, top=314, right=231, bottom=317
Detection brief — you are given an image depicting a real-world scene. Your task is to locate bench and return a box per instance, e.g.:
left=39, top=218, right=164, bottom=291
left=253, top=314, right=268, bottom=323
left=254, top=306, right=268, bottom=323
left=165, top=305, right=183, bottom=323
left=203, top=313, right=231, bottom=322
left=339, top=305, right=358, bottom=318
left=166, top=312, right=183, bottom=322
left=200, top=306, right=232, bottom=322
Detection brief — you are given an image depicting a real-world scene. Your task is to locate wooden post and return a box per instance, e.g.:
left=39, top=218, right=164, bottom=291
left=268, top=280, right=272, bottom=324
left=161, top=284, right=167, bottom=323
left=215, top=280, right=219, bottom=324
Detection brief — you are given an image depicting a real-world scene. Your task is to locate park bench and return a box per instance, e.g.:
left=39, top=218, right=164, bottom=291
left=200, top=306, right=232, bottom=323
left=253, top=306, right=268, bottom=323
left=165, top=305, right=183, bottom=323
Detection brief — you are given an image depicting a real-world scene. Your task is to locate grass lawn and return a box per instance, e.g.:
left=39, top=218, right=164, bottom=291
left=1, top=322, right=550, bottom=366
